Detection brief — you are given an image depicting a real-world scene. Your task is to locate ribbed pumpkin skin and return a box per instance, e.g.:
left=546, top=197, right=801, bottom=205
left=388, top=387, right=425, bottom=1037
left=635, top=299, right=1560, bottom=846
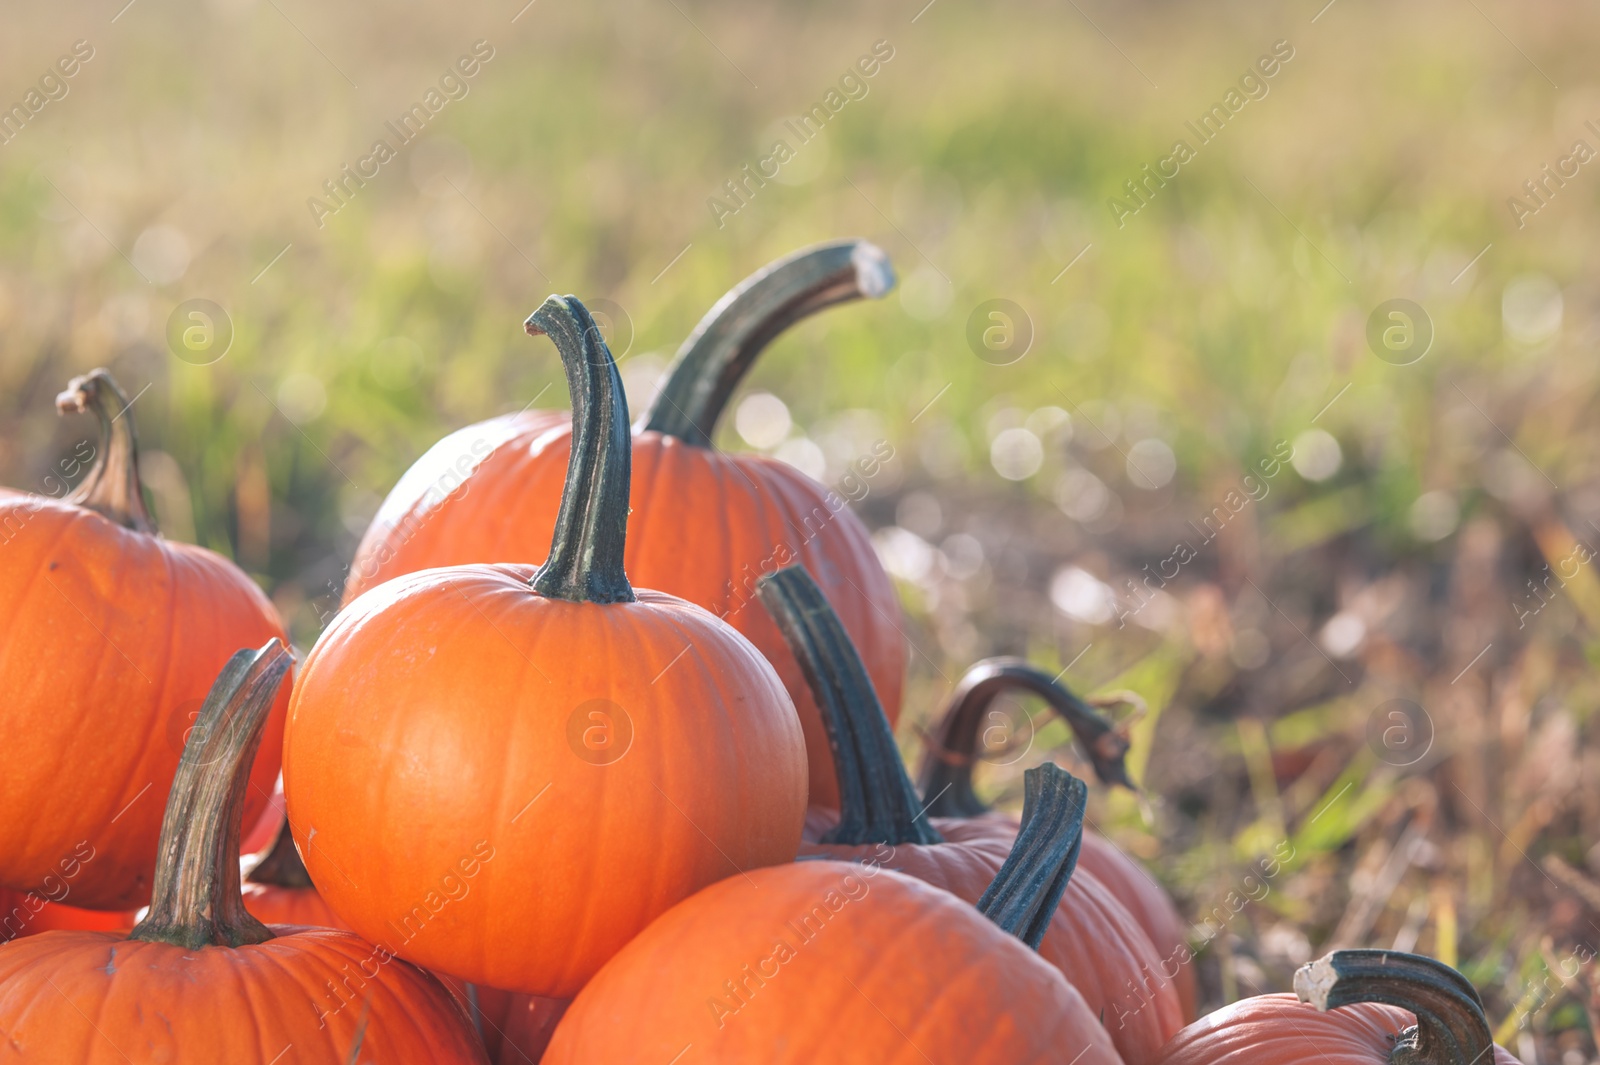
left=959, top=810, right=1198, bottom=1022
left=803, top=819, right=1183, bottom=1064
left=1079, top=832, right=1198, bottom=1022
left=1153, top=993, right=1522, bottom=1065
left=0, top=890, right=134, bottom=940
left=239, top=833, right=573, bottom=1057
left=284, top=563, right=808, bottom=997
left=342, top=424, right=905, bottom=810
left=0, top=927, right=488, bottom=1063
left=544, top=862, right=1122, bottom=1065
left=0, top=498, right=289, bottom=910
left=342, top=411, right=560, bottom=595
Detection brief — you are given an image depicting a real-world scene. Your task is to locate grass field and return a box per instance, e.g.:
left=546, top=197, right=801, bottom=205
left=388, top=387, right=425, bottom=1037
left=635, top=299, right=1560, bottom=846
left=2, top=0, right=1598, bottom=1057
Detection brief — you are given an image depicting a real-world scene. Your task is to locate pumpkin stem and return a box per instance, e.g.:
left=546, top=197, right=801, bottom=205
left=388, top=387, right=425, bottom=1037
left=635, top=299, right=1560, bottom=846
left=642, top=241, right=895, bottom=447
left=244, top=817, right=315, bottom=890
left=526, top=295, right=636, bottom=604
left=756, top=564, right=941, bottom=846
left=1294, top=950, right=1494, bottom=1065
left=131, top=640, right=292, bottom=949
left=976, top=763, right=1087, bottom=950
left=918, top=658, right=1134, bottom=818
left=55, top=368, right=156, bottom=534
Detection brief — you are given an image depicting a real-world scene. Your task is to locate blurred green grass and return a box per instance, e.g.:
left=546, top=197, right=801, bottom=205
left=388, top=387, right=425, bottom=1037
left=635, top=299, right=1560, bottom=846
left=2, top=0, right=1582, bottom=590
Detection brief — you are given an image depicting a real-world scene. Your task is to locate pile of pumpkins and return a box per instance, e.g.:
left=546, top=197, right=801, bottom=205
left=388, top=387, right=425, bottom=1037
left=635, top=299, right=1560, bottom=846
left=0, top=241, right=1519, bottom=1063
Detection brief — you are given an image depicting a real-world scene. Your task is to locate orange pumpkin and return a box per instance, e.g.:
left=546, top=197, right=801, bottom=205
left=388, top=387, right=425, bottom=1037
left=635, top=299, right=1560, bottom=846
left=918, top=657, right=1198, bottom=1020
left=0, top=890, right=134, bottom=941
left=0, top=369, right=289, bottom=910
left=545, top=763, right=1121, bottom=1064
left=760, top=566, right=1183, bottom=1063
left=284, top=295, right=807, bottom=997
left=1155, top=950, right=1520, bottom=1065
left=239, top=816, right=345, bottom=929
left=345, top=408, right=569, bottom=594
left=341, top=241, right=904, bottom=809
left=0, top=640, right=486, bottom=1063
left=242, top=808, right=574, bottom=1065
left=241, top=809, right=573, bottom=1062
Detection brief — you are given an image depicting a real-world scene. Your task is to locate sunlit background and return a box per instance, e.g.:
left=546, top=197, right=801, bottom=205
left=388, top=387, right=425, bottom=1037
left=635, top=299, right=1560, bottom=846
left=3, top=1, right=1598, bottom=1057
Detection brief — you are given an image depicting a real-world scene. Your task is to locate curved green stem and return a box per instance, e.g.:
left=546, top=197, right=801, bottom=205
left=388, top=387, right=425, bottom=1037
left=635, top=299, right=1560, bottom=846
left=1294, top=950, right=1494, bottom=1065
left=131, top=640, right=292, bottom=950
left=244, top=816, right=314, bottom=890
left=918, top=658, right=1134, bottom=818
left=55, top=368, right=156, bottom=533
left=756, top=564, right=940, bottom=846
left=526, top=295, right=636, bottom=604
left=976, top=763, right=1087, bottom=950
left=642, top=241, right=895, bottom=446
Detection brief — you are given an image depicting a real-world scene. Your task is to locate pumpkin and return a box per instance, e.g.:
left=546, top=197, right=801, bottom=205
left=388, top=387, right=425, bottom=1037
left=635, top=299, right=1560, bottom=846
left=0, top=369, right=290, bottom=911
left=544, top=762, right=1123, bottom=1064
left=341, top=241, right=904, bottom=809
left=284, top=294, right=807, bottom=997
left=0, top=640, right=487, bottom=1063
left=0, top=890, right=134, bottom=941
left=241, top=811, right=573, bottom=1062
left=239, top=816, right=346, bottom=929
left=241, top=811, right=575, bottom=1065
left=239, top=796, right=573, bottom=1063
left=1155, top=949, right=1520, bottom=1065
left=345, top=408, right=570, bottom=597
left=918, top=657, right=1198, bottom=1021
left=760, top=565, right=1183, bottom=1063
